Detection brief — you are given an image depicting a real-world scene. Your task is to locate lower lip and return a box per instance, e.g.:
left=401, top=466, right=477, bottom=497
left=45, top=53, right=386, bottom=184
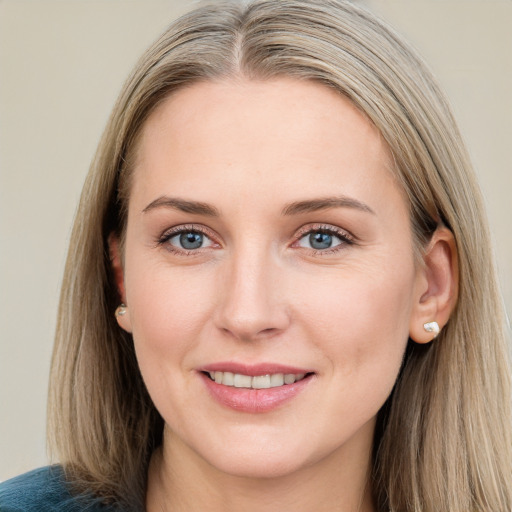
left=200, top=373, right=313, bottom=413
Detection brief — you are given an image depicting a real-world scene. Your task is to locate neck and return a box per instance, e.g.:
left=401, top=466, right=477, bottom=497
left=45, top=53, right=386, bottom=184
left=146, top=425, right=376, bottom=512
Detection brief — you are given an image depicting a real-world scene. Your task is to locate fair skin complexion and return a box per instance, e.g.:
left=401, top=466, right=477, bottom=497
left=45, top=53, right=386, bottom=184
left=112, top=78, right=457, bottom=512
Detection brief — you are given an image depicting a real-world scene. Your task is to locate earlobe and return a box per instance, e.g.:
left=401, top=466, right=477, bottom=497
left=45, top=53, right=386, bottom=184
left=108, top=234, right=132, bottom=333
left=409, top=227, right=458, bottom=344
left=115, top=302, right=132, bottom=333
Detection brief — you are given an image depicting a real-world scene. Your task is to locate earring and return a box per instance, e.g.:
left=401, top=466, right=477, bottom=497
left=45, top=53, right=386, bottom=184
left=115, top=303, right=127, bottom=316
left=423, top=321, right=440, bottom=338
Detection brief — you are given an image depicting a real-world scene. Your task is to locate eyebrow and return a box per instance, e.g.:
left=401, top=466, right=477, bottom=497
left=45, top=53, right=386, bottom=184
left=142, top=195, right=375, bottom=217
left=142, top=196, right=219, bottom=216
left=281, top=196, right=375, bottom=216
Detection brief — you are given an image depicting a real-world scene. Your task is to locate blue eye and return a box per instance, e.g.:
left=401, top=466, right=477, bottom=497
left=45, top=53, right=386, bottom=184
left=296, top=228, right=348, bottom=251
left=309, top=232, right=334, bottom=250
left=167, top=230, right=214, bottom=251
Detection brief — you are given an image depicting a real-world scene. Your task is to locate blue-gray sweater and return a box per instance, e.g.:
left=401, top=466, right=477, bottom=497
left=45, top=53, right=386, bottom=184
left=0, top=466, right=115, bottom=511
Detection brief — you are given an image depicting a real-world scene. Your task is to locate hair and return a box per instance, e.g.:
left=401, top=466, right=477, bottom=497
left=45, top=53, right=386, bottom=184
left=48, top=0, right=512, bottom=510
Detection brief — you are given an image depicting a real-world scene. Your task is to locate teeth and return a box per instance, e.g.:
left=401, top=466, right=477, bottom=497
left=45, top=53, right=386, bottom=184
left=252, top=375, right=271, bottom=389
left=234, top=374, right=252, bottom=388
left=284, top=374, right=296, bottom=384
left=222, top=372, right=234, bottom=386
left=209, top=371, right=307, bottom=389
left=269, top=373, right=284, bottom=387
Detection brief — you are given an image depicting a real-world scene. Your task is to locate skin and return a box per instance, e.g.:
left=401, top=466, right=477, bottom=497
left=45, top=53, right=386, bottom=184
left=112, top=78, right=457, bottom=512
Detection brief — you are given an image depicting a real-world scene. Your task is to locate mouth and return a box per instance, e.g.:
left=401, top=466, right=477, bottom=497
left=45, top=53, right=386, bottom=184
left=199, top=363, right=315, bottom=413
left=202, top=371, right=311, bottom=389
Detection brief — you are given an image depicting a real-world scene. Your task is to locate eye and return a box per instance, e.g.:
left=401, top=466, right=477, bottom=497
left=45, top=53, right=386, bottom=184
left=297, top=231, right=343, bottom=250
left=170, top=231, right=212, bottom=250
left=159, top=226, right=216, bottom=253
left=294, top=225, right=353, bottom=252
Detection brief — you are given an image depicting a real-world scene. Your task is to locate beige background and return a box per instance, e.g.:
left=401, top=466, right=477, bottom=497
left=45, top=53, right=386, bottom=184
left=0, top=0, right=510, bottom=482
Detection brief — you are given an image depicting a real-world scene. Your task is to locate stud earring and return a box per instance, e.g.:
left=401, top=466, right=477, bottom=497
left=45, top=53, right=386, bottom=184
left=115, top=303, right=127, bottom=317
left=423, top=321, right=440, bottom=338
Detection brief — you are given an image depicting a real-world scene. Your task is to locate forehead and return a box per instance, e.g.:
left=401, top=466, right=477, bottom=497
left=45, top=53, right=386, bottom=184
left=130, top=77, right=402, bottom=215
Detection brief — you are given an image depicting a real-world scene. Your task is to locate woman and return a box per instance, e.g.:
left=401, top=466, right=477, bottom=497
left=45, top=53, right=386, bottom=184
left=1, top=0, right=510, bottom=510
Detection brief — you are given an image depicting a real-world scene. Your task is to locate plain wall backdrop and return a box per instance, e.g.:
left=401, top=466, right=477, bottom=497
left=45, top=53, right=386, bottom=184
left=1, top=0, right=511, bottom=481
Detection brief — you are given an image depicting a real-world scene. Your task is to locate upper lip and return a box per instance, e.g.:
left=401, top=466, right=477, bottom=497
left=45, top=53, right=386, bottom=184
left=199, top=362, right=313, bottom=376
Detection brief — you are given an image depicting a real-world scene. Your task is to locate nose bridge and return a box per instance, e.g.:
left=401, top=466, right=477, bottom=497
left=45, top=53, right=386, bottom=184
left=215, top=242, right=289, bottom=340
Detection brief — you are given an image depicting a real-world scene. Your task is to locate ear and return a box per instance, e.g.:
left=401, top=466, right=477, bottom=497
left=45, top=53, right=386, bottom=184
left=108, top=233, right=132, bottom=333
left=409, top=227, right=458, bottom=343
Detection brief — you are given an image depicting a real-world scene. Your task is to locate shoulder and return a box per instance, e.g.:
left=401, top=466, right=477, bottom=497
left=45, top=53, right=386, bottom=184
left=0, top=466, right=69, bottom=512
left=0, top=466, right=113, bottom=512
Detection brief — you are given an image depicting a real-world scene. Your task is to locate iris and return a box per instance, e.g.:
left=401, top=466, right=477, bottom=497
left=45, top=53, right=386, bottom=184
left=180, top=232, right=203, bottom=250
left=309, top=232, right=333, bottom=250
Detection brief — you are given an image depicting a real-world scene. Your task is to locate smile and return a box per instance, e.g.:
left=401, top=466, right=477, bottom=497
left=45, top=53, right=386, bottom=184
left=199, top=363, right=315, bottom=412
left=206, top=371, right=307, bottom=389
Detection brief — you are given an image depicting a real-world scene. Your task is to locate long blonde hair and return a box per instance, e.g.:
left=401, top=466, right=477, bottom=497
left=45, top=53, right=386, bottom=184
left=48, top=1, right=512, bottom=510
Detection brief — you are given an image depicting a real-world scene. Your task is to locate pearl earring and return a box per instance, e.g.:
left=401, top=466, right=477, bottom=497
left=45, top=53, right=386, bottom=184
left=423, top=321, right=440, bottom=338
left=115, top=304, right=127, bottom=316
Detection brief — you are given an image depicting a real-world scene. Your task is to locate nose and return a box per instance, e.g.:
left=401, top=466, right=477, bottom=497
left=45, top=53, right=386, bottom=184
left=214, top=248, right=291, bottom=341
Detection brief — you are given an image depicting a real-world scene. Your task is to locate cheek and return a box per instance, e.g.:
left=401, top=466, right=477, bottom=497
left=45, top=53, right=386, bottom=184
left=296, top=259, right=415, bottom=374
left=124, top=260, right=221, bottom=422
left=124, top=255, right=217, bottom=366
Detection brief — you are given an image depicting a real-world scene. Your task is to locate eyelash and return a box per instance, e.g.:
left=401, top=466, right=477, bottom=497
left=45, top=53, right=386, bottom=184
left=293, top=223, right=355, bottom=255
left=157, top=223, right=355, bottom=256
left=157, top=224, right=218, bottom=256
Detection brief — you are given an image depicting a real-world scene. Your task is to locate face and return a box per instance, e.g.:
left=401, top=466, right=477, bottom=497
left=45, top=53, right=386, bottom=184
left=115, top=78, right=425, bottom=479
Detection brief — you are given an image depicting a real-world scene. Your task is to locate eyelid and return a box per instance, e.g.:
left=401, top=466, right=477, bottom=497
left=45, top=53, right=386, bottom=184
left=157, top=224, right=221, bottom=252
left=155, top=222, right=354, bottom=255
left=292, top=223, right=355, bottom=253
left=294, top=223, right=354, bottom=241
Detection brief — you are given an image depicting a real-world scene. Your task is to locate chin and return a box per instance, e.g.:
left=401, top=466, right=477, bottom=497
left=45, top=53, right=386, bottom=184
left=192, top=429, right=338, bottom=481
left=209, top=451, right=312, bottom=480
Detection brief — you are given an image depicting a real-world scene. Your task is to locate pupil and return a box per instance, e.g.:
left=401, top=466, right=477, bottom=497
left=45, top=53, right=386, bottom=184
left=180, top=232, right=203, bottom=250
left=310, top=232, right=332, bottom=250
